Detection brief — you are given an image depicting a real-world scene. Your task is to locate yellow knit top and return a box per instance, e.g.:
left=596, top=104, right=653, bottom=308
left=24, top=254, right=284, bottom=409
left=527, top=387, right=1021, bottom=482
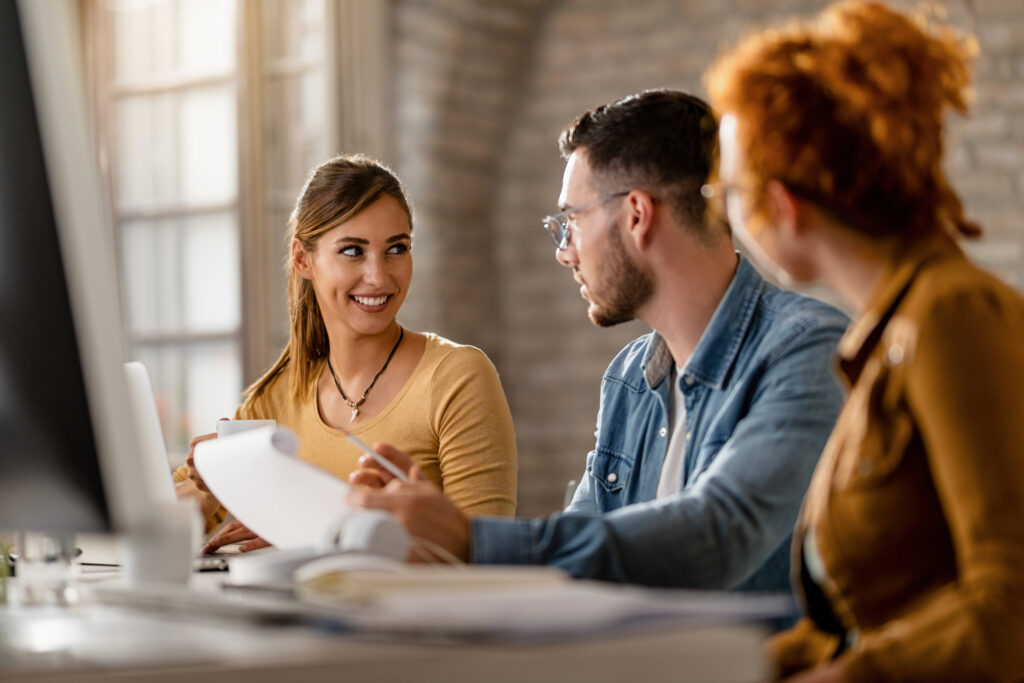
left=176, top=333, right=518, bottom=528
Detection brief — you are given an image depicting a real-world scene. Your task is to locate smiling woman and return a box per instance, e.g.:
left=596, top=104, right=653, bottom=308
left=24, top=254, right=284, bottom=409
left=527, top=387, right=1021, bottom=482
left=173, top=155, right=518, bottom=546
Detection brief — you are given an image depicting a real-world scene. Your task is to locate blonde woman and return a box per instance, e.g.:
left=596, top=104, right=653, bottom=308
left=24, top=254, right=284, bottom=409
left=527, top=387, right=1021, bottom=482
left=706, top=2, right=1024, bottom=681
left=175, top=155, right=517, bottom=549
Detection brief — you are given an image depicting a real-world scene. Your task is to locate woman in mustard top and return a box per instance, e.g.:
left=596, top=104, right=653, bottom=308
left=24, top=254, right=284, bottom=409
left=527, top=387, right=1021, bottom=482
left=705, top=2, right=1024, bottom=681
left=175, top=155, right=517, bottom=549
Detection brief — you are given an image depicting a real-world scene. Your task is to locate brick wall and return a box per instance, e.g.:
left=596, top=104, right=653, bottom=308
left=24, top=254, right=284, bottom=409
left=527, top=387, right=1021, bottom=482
left=390, top=0, right=1024, bottom=517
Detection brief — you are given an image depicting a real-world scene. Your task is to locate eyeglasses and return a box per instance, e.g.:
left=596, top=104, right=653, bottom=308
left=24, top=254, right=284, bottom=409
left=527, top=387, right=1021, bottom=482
left=541, top=191, right=629, bottom=250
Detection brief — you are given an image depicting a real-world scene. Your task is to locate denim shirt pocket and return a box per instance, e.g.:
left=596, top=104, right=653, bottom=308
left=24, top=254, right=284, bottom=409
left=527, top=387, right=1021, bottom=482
left=587, top=446, right=633, bottom=505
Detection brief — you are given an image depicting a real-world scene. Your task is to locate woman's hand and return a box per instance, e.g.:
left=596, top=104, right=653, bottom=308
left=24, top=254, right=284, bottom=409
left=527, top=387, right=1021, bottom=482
left=175, top=430, right=224, bottom=521
left=348, top=443, right=413, bottom=489
left=175, top=478, right=223, bottom=522
left=186, top=431, right=218, bottom=493
left=201, top=520, right=270, bottom=554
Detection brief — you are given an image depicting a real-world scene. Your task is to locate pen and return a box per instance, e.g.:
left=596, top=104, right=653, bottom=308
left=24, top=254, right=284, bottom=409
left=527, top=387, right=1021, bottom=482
left=338, top=428, right=410, bottom=483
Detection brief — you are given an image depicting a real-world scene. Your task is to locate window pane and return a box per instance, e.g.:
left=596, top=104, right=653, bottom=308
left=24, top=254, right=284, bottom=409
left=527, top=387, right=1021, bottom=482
left=113, top=0, right=235, bottom=81
left=113, top=0, right=175, bottom=82
left=263, top=0, right=324, bottom=63
left=122, top=213, right=239, bottom=335
left=178, top=0, right=237, bottom=77
left=121, top=218, right=181, bottom=334
left=185, top=341, right=242, bottom=441
left=116, top=95, right=177, bottom=210
left=183, top=212, right=240, bottom=333
left=180, top=86, right=238, bottom=205
left=117, top=87, right=236, bottom=210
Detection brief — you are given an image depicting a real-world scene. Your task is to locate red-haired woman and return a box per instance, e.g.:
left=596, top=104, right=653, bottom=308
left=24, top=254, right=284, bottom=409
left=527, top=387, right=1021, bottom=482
left=706, top=2, right=1024, bottom=681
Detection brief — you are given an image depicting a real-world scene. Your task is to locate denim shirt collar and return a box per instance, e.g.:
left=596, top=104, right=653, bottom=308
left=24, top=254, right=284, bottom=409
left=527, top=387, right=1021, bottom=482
left=642, top=255, right=763, bottom=391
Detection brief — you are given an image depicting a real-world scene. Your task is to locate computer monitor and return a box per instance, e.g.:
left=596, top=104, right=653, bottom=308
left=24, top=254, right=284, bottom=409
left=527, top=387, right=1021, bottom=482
left=0, top=0, right=153, bottom=539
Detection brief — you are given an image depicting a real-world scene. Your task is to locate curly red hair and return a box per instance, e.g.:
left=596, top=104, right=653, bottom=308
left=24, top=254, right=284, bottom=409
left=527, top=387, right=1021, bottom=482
left=706, top=1, right=980, bottom=240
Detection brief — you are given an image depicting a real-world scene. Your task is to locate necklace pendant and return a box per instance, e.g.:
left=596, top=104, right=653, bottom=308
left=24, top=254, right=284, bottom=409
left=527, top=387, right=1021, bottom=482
left=350, top=407, right=359, bottom=422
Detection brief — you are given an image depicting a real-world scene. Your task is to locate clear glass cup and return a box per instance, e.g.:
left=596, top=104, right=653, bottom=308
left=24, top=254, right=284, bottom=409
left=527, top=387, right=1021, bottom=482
left=9, top=532, right=77, bottom=605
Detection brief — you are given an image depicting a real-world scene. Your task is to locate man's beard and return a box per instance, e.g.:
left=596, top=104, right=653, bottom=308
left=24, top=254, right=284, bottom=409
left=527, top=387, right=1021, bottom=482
left=588, top=222, right=653, bottom=327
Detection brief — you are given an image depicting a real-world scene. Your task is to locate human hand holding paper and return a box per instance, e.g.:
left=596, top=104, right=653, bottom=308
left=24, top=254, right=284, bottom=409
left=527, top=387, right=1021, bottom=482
left=349, top=442, right=413, bottom=489
left=193, top=425, right=406, bottom=556
left=176, top=430, right=225, bottom=522
left=186, top=431, right=218, bottom=493
left=348, top=463, right=471, bottom=564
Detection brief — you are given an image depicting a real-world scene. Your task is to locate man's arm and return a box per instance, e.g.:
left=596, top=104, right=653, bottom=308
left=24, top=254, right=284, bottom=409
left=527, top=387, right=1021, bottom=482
left=353, top=322, right=843, bottom=589
left=473, top=322, right=844, bottom=588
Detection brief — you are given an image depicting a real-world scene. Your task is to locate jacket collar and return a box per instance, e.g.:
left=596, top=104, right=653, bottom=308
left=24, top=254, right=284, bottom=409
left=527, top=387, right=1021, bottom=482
left=643, top=255, right=763, bottom=391
left=836, top=234, right=963, bottom=384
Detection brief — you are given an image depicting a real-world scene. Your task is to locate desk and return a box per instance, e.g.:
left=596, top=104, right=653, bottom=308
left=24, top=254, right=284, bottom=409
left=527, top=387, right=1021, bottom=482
left=0, top=573, right=770, bottom=683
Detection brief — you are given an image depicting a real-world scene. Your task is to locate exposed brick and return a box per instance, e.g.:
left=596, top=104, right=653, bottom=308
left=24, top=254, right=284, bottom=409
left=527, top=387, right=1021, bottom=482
left=961, top=112, right=1010, bottom=138
left=953, top=170, right=1016, bottom=199
left=977, top=81, right=1024, bottom=108
left=973, top=141, right=1024, bottom=171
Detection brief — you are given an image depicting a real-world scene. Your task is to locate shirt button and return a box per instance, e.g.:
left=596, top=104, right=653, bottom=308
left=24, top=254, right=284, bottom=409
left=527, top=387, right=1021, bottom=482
left=606, top=473, right=618, bottom=483
left=658, top=427, right=667, bottom=437
left=683, top=375, right=695, bottom=386
left=685, top=432, right=691, bottom=441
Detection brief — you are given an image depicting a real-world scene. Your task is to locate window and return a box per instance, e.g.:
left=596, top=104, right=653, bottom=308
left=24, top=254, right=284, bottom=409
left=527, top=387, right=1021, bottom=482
left=85, top=0, right=333, bottom=463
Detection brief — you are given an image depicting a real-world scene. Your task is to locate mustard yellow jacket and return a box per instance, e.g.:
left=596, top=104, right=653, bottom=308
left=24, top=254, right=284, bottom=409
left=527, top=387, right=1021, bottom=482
left=771, top=236, right=1024, bottom=682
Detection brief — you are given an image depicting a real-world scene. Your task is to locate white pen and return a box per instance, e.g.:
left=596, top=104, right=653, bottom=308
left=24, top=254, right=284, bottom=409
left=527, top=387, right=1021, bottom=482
left=341, top=429, right=410, bottom=483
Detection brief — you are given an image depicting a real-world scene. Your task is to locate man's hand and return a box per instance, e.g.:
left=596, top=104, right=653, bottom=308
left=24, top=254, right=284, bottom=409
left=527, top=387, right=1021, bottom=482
left=201, top=520, right=270, bottom=555
left=348, top=459, right=471, bottom=564
left=348, top=443, right=413, bottom=489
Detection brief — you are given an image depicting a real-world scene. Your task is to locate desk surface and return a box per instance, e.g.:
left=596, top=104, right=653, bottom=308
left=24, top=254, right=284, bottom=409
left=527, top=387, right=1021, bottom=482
left=1, top=568, right=770, bottom=683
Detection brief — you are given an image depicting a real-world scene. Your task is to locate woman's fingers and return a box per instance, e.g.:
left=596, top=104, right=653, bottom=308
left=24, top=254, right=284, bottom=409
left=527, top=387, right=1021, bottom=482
left=202, top=520, right=255, bottom=554
left=239, top=537, right=271, bottom=553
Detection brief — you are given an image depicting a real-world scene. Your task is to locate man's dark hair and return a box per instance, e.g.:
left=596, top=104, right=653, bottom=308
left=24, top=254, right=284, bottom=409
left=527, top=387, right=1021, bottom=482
left=559, top=89, right=718, bottom=233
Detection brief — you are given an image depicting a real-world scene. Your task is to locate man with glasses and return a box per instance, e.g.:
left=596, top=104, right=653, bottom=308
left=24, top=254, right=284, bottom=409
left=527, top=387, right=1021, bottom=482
left=351, top=89, right=848, bottom=592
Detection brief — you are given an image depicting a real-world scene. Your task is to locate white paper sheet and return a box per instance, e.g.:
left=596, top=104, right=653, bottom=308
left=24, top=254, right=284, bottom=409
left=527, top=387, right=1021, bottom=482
left=193, top=426, right=351, bottom=550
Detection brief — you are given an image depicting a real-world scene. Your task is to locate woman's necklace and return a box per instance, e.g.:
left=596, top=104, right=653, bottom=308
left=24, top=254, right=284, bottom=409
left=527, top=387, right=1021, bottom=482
left=326, top=327, right=404, bottom=422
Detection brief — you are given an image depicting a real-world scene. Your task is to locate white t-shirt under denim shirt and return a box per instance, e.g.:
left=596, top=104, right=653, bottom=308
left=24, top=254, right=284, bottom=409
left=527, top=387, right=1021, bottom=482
left=657, top=365, right=688, bottom=498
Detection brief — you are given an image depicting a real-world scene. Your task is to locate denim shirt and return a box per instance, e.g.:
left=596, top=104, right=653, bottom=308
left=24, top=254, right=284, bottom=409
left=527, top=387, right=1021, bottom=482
left=472, top=257, right=848, bottom=591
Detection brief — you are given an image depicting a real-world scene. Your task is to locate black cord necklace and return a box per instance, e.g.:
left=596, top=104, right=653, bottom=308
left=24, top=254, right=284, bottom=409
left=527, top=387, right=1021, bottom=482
left=327, top=326, right=404, bottom=422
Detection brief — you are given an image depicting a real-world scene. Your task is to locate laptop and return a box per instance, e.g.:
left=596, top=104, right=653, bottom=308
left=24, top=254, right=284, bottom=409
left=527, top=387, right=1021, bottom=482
left=76, top=362, right=233, bottom=572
